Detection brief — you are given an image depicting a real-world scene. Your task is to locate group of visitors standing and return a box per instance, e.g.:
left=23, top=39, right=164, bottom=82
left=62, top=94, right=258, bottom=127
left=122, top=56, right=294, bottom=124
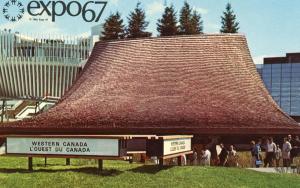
left=190, top=144, right=238, bottom=167
left=250, top=135, right=300, bottom=168
left=218, top=144, right=238, bottom=167
left=185, top=135, right=300, bottom=168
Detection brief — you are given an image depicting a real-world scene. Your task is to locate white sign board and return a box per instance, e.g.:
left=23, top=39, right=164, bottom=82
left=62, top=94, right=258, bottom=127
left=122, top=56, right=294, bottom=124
left=6, top=137, right=119, bottom=156
left=163, top=138, right=191, bottom=156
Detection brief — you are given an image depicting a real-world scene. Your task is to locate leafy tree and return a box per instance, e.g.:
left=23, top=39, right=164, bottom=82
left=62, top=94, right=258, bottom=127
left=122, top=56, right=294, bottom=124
left=127, top=2, right=152, bottom=38
left=157, top=5, right=178, bottom=36
left=101, top=12, right=125, bottom=40
left=191, top=10, right=203, bottom=34
left=179, top=1, right=203, bottom=35
left=220, top=3, right=239, bottom=33
left=179, top=1, right=192, bottom=34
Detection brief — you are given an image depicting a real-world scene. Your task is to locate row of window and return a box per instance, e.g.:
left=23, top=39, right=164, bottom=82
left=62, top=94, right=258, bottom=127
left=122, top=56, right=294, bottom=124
left=257, top=63, right=300, bottom=116
left=263, top=63, right=300, bottom=69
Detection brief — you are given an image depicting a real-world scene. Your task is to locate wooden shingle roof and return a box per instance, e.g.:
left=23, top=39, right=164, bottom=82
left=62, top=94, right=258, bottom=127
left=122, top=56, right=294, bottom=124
left=1, top=34, right=300, bottom=135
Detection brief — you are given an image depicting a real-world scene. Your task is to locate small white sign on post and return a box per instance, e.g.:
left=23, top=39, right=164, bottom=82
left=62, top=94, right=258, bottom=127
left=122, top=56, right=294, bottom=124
left=6, top=137, right=119, bottom=156
left=163, top=138, right=191, bottom=156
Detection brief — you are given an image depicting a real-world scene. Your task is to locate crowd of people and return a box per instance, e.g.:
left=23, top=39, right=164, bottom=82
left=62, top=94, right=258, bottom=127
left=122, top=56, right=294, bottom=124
left=185, top=134, right=300, bottom=168
left=188, top=144, right=239, bottom=167
left=250, top=135, right=300, bottom=168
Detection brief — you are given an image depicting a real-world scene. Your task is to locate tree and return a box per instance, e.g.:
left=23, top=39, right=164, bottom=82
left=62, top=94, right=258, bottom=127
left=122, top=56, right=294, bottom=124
left=220, top=3, right=239, bottom=33
left=127, top=2, right=152, bottom=38
left=179, top=1, right=203, bottom=35
left=101, top=12, right=125, bottom=40
left=179, top=1, right=192, bottom=34
left=191, top=10, right=203, bottom=34
left=157, top=5, right=178, bottom=36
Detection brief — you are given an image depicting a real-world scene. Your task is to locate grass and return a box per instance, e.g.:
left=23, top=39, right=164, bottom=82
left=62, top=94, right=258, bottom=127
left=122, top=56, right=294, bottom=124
left=0, top=157, right=300, bottom=188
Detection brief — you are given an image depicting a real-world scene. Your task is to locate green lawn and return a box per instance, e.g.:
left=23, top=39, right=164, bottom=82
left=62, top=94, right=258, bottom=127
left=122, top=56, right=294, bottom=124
left=0, top=157, right=299, bottom=188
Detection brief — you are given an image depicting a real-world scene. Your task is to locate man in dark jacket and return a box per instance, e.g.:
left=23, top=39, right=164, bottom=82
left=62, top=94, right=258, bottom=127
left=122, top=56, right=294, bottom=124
left=219, top=143, right=229, bottom=166
left=290, top=135, right=300, bottom=163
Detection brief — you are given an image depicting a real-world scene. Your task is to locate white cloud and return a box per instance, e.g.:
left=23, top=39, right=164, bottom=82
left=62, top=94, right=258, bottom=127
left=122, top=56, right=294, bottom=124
left=192, top=6, right=209, bottom=15
left=146, top=1, right=165, bottom=16
left=110, top=0, right=119, bottom=6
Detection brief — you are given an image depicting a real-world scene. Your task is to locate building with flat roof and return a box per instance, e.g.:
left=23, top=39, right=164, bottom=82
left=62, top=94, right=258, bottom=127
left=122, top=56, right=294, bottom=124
left=257, top=53, right=300, bottom=122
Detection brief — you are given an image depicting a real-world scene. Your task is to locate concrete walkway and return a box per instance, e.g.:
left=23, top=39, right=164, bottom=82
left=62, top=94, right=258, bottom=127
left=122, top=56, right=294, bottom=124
left=248, top=167, right=298, bottom=174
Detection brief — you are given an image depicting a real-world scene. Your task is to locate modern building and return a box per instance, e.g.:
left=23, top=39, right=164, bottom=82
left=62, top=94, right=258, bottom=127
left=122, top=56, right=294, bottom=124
left=257, top=53, right=300, bottom=122
left=1, top=35, right=300, bottom=142
left=0, top=25, right=102, bottom=121
left=0, top=31, right=90, bottom=99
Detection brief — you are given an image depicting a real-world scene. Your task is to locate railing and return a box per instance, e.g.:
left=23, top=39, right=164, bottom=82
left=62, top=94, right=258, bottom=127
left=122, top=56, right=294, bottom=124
left=15, top=101, right=55, bottom=119
left=0, top=96, right=59, bottom=122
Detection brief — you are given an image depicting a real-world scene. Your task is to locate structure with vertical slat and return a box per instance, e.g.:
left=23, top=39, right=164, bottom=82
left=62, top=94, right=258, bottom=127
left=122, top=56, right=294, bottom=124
left=0, top=31, right=90, bottom=99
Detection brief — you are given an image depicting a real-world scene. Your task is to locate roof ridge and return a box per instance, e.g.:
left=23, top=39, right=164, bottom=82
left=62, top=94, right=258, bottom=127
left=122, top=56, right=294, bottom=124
left=96, top=33, right=246, bottom=44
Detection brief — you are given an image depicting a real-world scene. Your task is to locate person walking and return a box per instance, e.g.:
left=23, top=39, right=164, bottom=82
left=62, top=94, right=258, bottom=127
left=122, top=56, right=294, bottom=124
left=290, top=135, right=300, bottom=164
left=218, top=143, right=229, bottom=166
left=251, top=140, right=262, bottom=168
left=288, top=135, right=292, bottom=143
left=264, top=137, right=276, bottom=167
left=282, top=137, right=292, bottom=167
left=275, top=144, right=282, bottom=167
left=250, top=141, right=257, bottom=168
left=192, top=147, right=198, bottom=165
left=227, top=145, right=238, bottom=167
left=200, top=148, right=211, bottom=166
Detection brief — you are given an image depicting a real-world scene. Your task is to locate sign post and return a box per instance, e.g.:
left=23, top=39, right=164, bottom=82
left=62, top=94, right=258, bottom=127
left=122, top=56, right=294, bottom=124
left=1, top=134, right=193, bottom=171
left=146, top=135, right=193, bottom=166
left=66, top=158, right=70, bottom=166
left=98, top=159, right=103, bottom=173
left=6, top=136, right=122, bottom=157
left=28, top=157, right=33, bottom=171
left=4, top=135, right=130, bottom=171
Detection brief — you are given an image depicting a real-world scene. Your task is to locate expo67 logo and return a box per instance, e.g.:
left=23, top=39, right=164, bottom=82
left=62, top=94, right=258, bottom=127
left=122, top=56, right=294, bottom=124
left=2, top=0, right=107, bottom=22
left=2, top=0, right=24, bottom=22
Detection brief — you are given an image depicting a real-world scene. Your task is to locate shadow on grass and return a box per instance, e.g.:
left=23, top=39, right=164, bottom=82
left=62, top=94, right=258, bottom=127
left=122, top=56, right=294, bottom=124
left=35, top=164, right=64, bottom=167
left=0, top=167, right=122, bottom=176
left=129, top=165, right=173, bottom=174
left=35, top=163, right=98, bottom=167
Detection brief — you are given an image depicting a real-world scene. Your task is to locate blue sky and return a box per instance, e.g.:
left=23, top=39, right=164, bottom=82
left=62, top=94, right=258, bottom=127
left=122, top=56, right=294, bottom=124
left=1, top=0, right=300, bottom=64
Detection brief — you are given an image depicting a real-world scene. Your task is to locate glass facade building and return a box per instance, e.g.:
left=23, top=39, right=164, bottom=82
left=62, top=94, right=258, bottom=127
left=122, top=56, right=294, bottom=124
left=257, top=53, right=300, bottom=121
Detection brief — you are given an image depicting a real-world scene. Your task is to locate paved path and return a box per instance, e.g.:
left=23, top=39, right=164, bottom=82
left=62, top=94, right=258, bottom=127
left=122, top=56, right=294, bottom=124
left=248, top=167, right=298, bottom=174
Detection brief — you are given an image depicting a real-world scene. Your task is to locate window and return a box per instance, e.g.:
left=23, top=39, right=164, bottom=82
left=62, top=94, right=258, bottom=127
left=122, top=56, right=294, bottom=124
left=292, top=64, right=300, bottom=72
left=281, top=105, right=291, bottom=113
left=281, top=77, right=291, bottom=83
left=272, top=92, right=281, bottom=97
left=271, top=83, right=281, bottom=88
left=272, top=64, right=282, bottom=69
left=282, top=63, right=291, bottom=71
